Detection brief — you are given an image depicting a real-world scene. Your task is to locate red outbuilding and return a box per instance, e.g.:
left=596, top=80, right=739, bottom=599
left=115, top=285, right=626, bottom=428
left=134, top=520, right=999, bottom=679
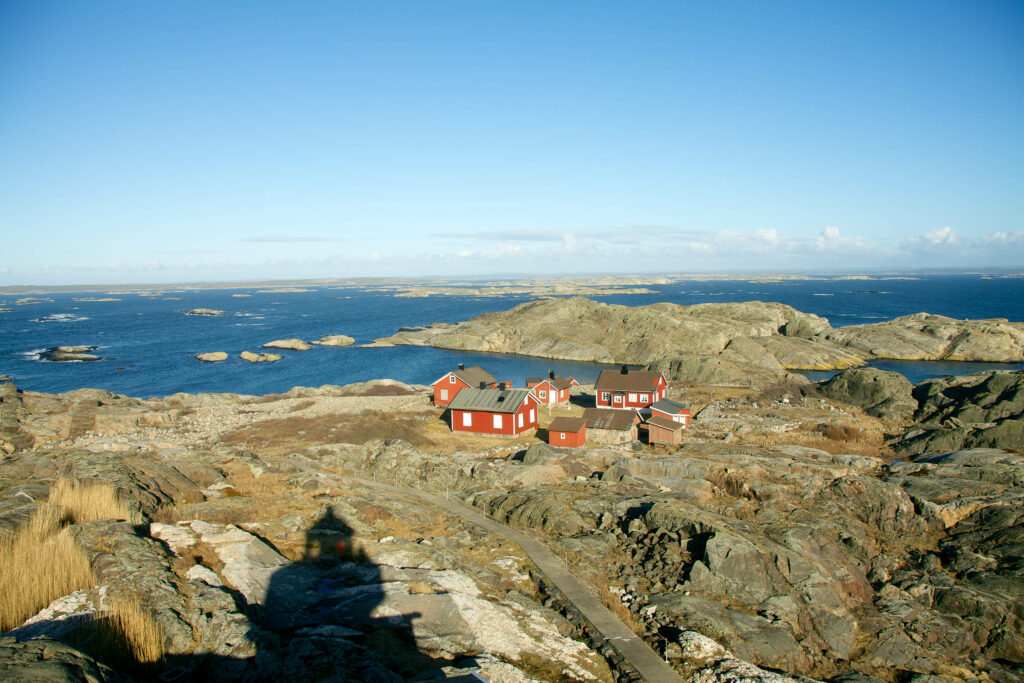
left=649, top=398, right=692, bottom=428
left=594, top=367, right=668, bottom=410
left=547, top=416, right=586, bottom=447
left=431, top=364, right=497, bottom=407
left=646, top=415, right=685, bottom=445
left=448, top=387, right=539, bottom=436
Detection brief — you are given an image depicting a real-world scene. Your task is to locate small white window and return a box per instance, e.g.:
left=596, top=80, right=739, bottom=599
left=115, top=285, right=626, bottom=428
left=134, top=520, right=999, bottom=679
left=600, top=392, right=610, bottom=402
left=613, top=395, right=623, bottom=403
left=539, top=390, right=547, bottom=399
left=449, top=375, right=456, bottom=384
left=440, top=389, right=448, bottom=400
left=559, top=432, right=565, bottom=440
left=628, top=393, right=637, bottom=402
left=529, top=409, right=535, bottom=423
left=518, top=413, right=524, bottom=428
left=462, top=412, right=472, bottom=427
left=493, top=414, right=502, bottom=429
left=640, top=393, right=648, bottom=402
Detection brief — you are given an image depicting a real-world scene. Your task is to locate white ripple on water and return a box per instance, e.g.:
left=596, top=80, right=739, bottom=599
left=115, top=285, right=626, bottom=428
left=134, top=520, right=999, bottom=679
left=31, top=313, right=90, bottom=323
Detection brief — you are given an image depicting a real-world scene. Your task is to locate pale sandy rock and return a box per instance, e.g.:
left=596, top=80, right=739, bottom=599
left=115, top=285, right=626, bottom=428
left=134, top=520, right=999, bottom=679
left=185, top=564, right=223, bottom=587
left=262, top=338, right=312, bottom=351
left=312, top=334, right=355, bottom=346
left=184, top=308, right=225, bottom=316
left=240, top=351, right=282, bottom=362
left=195, top=351, right=228, bottom=362
left=185, top=520, right=291, bottom=604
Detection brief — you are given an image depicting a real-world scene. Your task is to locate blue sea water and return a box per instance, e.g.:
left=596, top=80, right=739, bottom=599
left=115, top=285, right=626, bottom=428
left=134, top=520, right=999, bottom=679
left=2, top=275, right=1023, bottom=397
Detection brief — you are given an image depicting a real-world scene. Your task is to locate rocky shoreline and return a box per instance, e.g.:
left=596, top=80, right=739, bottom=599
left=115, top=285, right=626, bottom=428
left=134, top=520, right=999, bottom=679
left=0, top=368, right=1022, bottom=681
left=370, top=297, right=1024, bottom=386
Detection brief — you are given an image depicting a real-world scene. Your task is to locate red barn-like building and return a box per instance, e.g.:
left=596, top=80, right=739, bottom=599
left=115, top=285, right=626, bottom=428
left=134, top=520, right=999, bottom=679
left=547, top=416, right=586, bottom=447
left=448, top=387, right=538, bottom=436
left=432, top=364, right=497, bottom=407
left=594, top=367, right=667, bottom=410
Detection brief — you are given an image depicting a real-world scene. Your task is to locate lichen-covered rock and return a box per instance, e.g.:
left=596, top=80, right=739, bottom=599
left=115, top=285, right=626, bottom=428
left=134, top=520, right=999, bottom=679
left=818, top=367, right=917, bottom=422
left=261, top=338, right=312, bottom=351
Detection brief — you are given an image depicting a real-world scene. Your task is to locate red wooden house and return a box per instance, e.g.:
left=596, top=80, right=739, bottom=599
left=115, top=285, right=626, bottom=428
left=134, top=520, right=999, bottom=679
left=649, top=398, right=692, bottom=428
left=448, top=387, right=538, bottom=436
left=431, top=364, right=497, bottom=407
left=547, top=416, right=586, bottom=447
left=526, top=371, right=573, bottom=405
left=594, top=367, right=667, bottom=410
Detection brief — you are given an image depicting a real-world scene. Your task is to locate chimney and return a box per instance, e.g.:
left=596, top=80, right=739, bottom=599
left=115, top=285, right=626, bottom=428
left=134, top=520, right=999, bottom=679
left=499, top=381, right=508, bottom=390
left=621, top=365, right=629, bottom=374
left=549, top=369, right=555, bottom=379
left=459, top=363, right=465, bottom=371
left=479, top=381, right=487, bottom=389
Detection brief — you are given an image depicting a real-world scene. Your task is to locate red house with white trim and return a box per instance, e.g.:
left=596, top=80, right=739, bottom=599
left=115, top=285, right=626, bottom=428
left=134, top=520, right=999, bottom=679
left=594, top=367, right=668, bottom=410
left=448, top=387, right=539, bottom=436
left=432, top=364, right=497, bottom=407
left=526, top=371, right=573, bottom=405
left=650, top=398, right=692, bottom=428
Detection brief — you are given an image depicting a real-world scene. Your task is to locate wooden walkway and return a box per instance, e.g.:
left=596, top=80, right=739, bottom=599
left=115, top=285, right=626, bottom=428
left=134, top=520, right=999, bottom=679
left=350, top=477, right=683, bottom=683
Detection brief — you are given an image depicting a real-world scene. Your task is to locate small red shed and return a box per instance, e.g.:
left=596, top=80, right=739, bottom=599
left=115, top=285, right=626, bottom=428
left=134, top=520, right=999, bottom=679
left=646, top=415, right=684, bottom=445
left=431, top=364, right=497, bottom=407
left=547, top=416, right=586, bottom=447
left=448, top=387, right=538, bottom=436
left=530, top=372, right=573, bottom=406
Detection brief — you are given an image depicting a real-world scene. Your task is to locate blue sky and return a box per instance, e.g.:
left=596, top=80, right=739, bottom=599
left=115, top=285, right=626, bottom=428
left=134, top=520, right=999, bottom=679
left=1, top=1, right=1021, bottom=285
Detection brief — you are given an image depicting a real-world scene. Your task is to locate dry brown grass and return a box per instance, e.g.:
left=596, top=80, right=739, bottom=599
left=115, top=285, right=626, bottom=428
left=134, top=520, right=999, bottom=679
left=0, top=507, right=93, bottom=631
left=222, top=411, right=442, bottom=451
left=79, top=595, right=165, bottom=668
left=736, top=425, right=892, bottom=458
left=49, top=478, right=141, bottom=525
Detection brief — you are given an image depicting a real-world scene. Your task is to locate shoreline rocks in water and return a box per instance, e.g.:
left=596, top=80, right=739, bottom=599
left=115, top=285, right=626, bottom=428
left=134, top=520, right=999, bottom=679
left=195, top=352, right=229, bottom=362
left=240, top=351, right=282, bottom=363
left=184, top=308, right=226, bottom=316
left=312, top=334, right=355, bottom=347
left=262, top=338, right=312, bottom=351
left=36, top=346, right=101, bottom=362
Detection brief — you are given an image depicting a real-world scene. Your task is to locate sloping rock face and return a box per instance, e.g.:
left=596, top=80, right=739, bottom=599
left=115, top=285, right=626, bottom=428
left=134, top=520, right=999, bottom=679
left=818, top=368, right=917, bottom=423
left=372, top=297, right=1024, bottom=387
left=893, top=370, right=1024, bottom=455
left=823, top=313, right=1024, bottom=361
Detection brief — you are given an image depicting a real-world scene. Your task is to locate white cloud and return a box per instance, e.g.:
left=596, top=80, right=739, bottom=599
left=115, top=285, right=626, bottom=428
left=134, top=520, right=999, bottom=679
left=814, top=225, right=874, bottom=252
left=902, top=226, right=959, bottom=250
left=981, top=231, right=1024, bottom=246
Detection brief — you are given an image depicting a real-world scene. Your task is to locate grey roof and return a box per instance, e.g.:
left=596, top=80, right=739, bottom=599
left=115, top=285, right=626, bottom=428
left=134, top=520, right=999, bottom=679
left=650, top=398, right=692, bottom=413
left=434, top=365, right=497, bottom=387
left=646, top=415, right=684, bottom=432
left=448, top=387, right=532, bottom=414
left=595, top=369, right=665, bottom=393
left=583, top=407, right=639, bottom=431
left=548, top=416, right=586, bottom=433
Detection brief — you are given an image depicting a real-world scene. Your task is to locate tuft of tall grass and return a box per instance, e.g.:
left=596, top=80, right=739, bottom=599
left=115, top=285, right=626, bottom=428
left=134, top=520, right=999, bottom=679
left=75, top=595, right=165, bottom=670
left=0, top=505, right=93, bottom=631
left=48, top=478, right=141, bottom=525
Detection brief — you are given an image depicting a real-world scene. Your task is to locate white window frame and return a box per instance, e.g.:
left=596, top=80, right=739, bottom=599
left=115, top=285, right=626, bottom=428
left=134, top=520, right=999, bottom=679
left=462, top=412, right=472, bottom=427
left=518, top=413, right=524, bottom=428
left=559, top=432, right=565, bottom=440
left=493, top=414, right=502, bottom=429
left=440, top=388, right=448, bottom=400
left=538, top=389, right=547, bottom=399
left=628, top=393, right=637, bottom=403
left=529, top=409, right=535, bottom=423
left=613, top=395, right=623, bottom=404
left=449, top=375, right=456, bottom=384
left=600, top=392, right=610, bottom=402
left=640, top=393, right=648, bottom=403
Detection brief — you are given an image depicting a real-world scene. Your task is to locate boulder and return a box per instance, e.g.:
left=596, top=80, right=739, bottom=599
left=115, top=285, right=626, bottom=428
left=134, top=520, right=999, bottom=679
left=312, top=335, right=355, bottom=347
left=818, top=367, right=917, bottom=422
left=240, top=351, right=282, bottom=363
left=195, top=352, right=229, bottom=362
left=37, top=347, right=101, bottom=362
left=262, top=339, right=312, bottom=351
left=184, top=308, right=225, bottom=316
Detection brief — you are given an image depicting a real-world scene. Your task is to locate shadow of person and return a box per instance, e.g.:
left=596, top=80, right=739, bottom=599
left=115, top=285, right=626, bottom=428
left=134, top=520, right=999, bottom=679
left=241, top=507, right=438, bottom=682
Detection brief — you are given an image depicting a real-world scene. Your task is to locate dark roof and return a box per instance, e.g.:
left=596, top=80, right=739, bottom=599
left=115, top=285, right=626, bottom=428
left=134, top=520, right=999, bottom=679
left=448, top=387, right=532, bottom=414
left=595, top=369, right=664, bottom=393
left=583, top=407, right=639, bottom=431
left=650, top=398, right=692, bottom=413
left=525, top=376, right=543, bottom=384
left=434, top=365, right=497, bottom=387
left=534, top=375, right=573, bottom=391
left=548, top=416, right=586, bottom=433
left=646, top=415, right=684, bottom=432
